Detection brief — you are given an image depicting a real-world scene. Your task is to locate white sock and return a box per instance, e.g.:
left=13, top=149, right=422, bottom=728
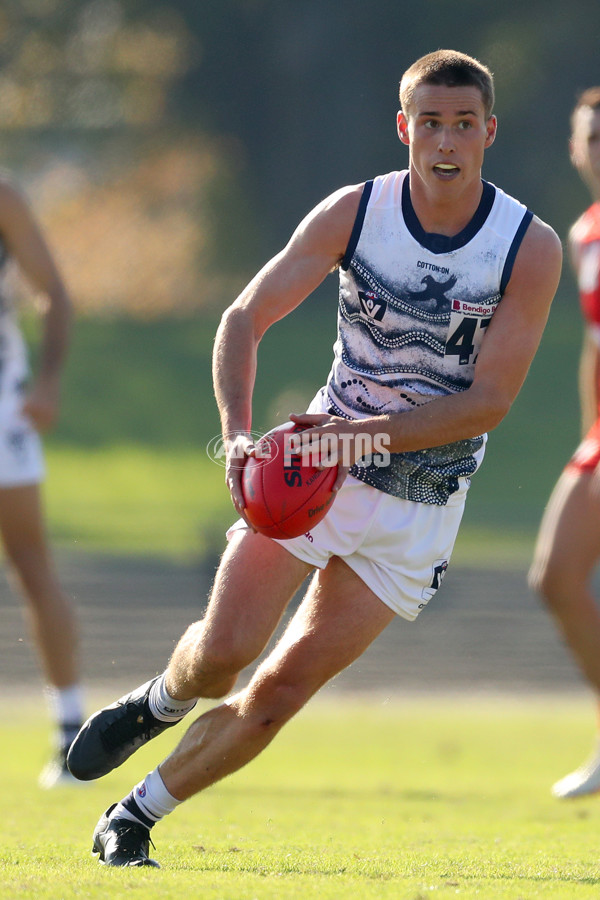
left=148, top=672, right=197, bottom=723
left=45, top=684, right=84, bottom=730
left=113, top=768, right=181, bottom=827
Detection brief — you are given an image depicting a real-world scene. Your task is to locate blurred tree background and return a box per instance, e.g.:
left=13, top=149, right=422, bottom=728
left=3, top=0, right=600, bottom=560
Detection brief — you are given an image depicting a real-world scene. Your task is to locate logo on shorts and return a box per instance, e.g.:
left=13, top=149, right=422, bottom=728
left=420, top=558, right=448, bottom=605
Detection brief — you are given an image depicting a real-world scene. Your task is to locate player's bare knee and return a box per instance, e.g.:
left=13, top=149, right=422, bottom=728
left=527, top=561, right=545, bottom=598
left=529, top=560, right=576, bottom=612
left=4, top=544, right=41, bottom=583
left=528, top=564, right=557, bottom=605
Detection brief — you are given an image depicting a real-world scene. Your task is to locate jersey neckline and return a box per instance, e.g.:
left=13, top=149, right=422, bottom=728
left=402, top=174, right=496, bottom=255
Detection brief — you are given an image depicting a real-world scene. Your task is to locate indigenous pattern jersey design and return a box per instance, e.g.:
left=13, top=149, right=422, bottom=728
left=571, top=201, right=600, bottom=332
left=314, top=169, right=533, bottom=505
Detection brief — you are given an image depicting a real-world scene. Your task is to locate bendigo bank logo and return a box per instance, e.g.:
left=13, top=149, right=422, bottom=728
left=358, top=290, right=387, bottom=321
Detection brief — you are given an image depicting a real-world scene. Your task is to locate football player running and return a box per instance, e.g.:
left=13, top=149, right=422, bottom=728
left=68, top=50, right=561, bottom=867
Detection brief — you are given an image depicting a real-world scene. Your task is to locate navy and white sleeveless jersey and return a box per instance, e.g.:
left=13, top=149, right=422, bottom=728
left=309, top=169, right=533, bottom=505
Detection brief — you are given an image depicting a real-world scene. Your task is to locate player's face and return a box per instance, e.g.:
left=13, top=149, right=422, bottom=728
left=397, top=84, right=496, bottom=199
left=571, top=106, right=600, bottom=195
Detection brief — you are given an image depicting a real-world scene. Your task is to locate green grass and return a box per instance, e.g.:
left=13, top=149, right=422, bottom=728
left=3, top=694, right=600, bottom=898
left=43, top=444, right=235, bottom=561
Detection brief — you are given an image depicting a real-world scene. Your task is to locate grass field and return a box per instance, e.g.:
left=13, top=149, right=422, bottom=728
left=3, top=694, right=600, bottom=899
left=43, top=445, right=231, bottom=560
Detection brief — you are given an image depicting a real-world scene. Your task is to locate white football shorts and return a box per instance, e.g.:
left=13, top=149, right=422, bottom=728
left=227, top=473, right=468, bottom=621
left=0, top=358, right=44, bottom=487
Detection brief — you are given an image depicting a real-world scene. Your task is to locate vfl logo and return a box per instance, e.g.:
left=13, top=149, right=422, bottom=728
left=358, top=290, right=387, bottom=321
left=419, top=558, right=449, bottom=608
left=408, top=274, right=457, bottom=312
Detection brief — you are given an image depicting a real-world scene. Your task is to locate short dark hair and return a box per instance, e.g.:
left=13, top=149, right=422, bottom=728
left=399, top=49, right=495, bottom=119
left=571, top=87, right=600, bottom=132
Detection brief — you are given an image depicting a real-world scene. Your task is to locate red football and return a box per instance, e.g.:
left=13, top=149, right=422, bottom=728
left=241, top=421, right=338, bottom=539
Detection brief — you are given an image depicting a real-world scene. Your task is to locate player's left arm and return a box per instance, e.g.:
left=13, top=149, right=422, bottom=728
left=0, top=179, right=73, bottom=431
left=451, top=215, right=563, bottom=437
left=294, top=216, right=562, bottom=462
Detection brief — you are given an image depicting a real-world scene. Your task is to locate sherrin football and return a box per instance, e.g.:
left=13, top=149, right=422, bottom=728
left=241, top=421, right=338, bottom=539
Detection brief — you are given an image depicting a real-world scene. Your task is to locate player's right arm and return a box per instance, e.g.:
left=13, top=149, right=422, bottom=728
left=212, top=183, right=363, bottom=515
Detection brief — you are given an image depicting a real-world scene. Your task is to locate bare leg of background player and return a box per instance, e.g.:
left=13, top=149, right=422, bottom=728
left=530, top=469, right=600, bottom=798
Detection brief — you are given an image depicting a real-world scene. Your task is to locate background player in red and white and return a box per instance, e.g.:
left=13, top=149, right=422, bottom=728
left=530, top=87, right=600, bottom=799
left=68, top=50, right=562, bottom=867
left=0, top=175, right=84, bottom=787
